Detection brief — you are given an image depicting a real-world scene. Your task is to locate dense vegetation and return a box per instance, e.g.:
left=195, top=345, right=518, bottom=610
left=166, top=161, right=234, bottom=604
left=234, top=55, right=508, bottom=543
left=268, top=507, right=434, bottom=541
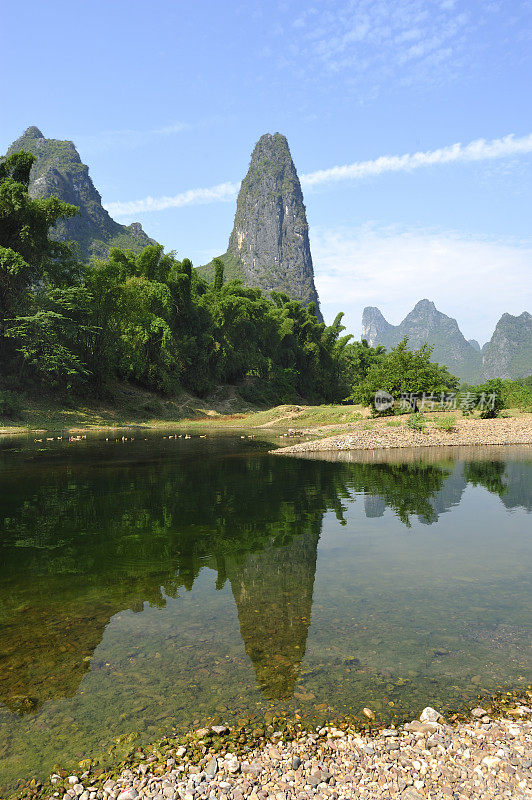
left=0, top=151, right=381, bottom=409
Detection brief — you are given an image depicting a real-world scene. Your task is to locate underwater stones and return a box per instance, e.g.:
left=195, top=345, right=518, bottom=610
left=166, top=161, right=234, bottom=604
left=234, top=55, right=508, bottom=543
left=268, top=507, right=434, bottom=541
left=211, top=725, right=229, bottom=735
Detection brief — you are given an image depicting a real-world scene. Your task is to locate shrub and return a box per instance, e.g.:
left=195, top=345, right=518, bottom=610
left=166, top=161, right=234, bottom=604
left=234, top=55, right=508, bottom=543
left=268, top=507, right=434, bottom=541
left=434, top=414, right=457, bottom=432
left=459, top=378, right=505, bottom=418
left=499, top=378, right=532, bottom=412
left=0, top=391, right=23, bottom=419
left=406, top=412, right=427, bottom=432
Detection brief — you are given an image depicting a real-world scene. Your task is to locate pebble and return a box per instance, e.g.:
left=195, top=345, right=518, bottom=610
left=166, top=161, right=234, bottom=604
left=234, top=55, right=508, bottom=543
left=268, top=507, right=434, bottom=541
left=205, top=756, right=218, bottom=777
left=41, top=700, right=531, bottom=800
left=117, top=789, right=138, bottom=800
left=419, top=706, right=441, bottom=723
left=226, top=758, right=240, bottom=774
left=273, top=417, right=532, bottom=455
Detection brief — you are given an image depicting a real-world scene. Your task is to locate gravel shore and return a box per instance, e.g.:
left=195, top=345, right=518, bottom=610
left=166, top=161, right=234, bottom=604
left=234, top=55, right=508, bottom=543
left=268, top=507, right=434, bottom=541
left=42, top=698, right=532, bottom=800
left=272, top=416, right=532, bottom=456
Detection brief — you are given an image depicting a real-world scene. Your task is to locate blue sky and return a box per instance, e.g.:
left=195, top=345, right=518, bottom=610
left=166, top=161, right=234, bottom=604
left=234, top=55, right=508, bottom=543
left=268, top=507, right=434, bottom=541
left=2, top=0, right=532, bottom=343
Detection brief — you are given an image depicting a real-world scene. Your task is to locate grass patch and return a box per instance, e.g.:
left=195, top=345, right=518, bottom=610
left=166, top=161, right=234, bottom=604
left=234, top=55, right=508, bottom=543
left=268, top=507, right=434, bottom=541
left=433, top=414, right=457, bottom=432
left=386, top=419, right=402, bottom=427
left=215, top=404, right=365, bottom=430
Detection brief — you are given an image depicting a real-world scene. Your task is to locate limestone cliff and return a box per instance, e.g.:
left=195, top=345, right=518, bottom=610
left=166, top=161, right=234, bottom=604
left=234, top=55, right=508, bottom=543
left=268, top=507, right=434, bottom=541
left=481, top=312, right=532, bottom=379
left=200, top=133, right=322, bottom=320
left=5, top=126, right=155, bottom=261
left=362, top=299, right=482, bottom=382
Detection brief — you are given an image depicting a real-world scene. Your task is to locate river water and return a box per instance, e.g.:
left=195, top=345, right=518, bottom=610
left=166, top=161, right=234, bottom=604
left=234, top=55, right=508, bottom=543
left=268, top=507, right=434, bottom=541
left=0, top=433, right=530, bottom=792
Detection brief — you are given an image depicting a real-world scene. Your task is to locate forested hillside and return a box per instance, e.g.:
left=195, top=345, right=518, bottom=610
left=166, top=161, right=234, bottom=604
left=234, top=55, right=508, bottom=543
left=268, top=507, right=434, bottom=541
left=0, top=150, right=375, bottom=408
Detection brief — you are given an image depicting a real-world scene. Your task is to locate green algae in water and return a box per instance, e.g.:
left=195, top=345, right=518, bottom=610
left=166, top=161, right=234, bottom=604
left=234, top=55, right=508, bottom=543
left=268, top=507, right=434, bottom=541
left=0, top=435, right=530, bottom=794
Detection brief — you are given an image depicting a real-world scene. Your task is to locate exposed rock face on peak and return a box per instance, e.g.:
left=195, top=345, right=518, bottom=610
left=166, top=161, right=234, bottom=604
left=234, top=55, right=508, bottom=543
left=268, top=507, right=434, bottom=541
left=362, top=300, right=483, bottom=382
left=361, top=306, right=392, bottom=345
left=482, top=312, right=532, bottom=379
left=5, top=127, right=155, bottom=261
left=362, top=301, right=532, bottom=381
left=23, top=125, right=44, bottom=139
left=200, top=133, right=322, bottom=320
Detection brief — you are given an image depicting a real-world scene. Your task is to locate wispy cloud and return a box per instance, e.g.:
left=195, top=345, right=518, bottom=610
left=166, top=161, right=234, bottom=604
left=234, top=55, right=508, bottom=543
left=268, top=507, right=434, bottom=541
left=76, top=122, right=189, bottom=154
left=268, top=1, right=532, bottom=104
left=312, top=223, right=532, bottom=342
left=106, top=132, right=532, bottom=217
left=300, top=133, right=532, bottom=187
left=105, top=181, right=239, bottom=217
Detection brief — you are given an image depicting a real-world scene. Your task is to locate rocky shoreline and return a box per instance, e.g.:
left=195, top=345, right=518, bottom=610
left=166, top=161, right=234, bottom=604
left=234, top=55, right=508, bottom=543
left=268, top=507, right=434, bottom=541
left=272, top=416, right=532, bottom=456
left=26, top=692, right=531, bottom=800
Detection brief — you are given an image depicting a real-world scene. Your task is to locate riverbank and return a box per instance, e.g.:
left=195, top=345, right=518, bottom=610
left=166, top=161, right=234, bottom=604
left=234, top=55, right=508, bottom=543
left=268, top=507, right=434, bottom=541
left=0, top=385, right=257, bottom=436
left=273, top=415, right=532, bottom=456
left=2, top=391, right=531, bottom=444
left=30, top=691, right=531, bottom=800
left=0, top=399, right=368, bottom=437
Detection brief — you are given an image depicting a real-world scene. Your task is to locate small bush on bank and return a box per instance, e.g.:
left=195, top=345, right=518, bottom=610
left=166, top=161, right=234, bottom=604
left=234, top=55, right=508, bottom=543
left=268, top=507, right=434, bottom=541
left=459, top=379, right=505, bottom=418
left=406, top=412, right=427, bottom=432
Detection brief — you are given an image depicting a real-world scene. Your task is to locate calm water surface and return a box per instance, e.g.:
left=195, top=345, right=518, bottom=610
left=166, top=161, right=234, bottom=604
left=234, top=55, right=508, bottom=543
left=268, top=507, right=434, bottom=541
left=0, top=433, right=530, bottom=792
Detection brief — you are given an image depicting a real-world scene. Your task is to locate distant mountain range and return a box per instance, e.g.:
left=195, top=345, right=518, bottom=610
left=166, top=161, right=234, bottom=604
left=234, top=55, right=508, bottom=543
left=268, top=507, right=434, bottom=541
left=5, top=126, right=154, bottom=260
left=198, top=132, right=322, bottom=320
left=362, top=300, right=532, bottom=382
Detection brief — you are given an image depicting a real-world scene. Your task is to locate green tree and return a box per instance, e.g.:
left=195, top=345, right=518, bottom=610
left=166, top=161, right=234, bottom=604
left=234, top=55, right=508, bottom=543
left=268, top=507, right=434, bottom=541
left=0, top=151, right=80, bottom=385
left=213, top=257, right=224, bottom=293
left=0, top=152, right=78, bottom=319
left=350, top=337, right=458, bottom=414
